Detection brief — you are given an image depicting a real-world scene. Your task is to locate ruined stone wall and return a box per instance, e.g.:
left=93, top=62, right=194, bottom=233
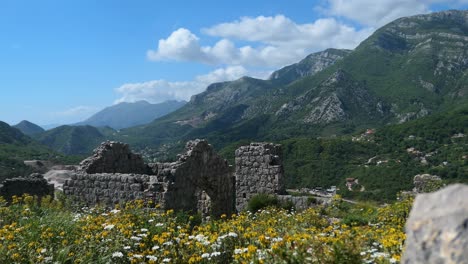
left=277, top=195, right=328, bottom=211
left=79, top=141, right=152, bottom=174
left=63, top=173, right=163, bottom=206
left=235, top=143, right=285, bottom=212
left=63, top=140, right=290, bottom=216
left=63, top=140, right=235, bottom=217
left=0, top=173, right=54, bottom=202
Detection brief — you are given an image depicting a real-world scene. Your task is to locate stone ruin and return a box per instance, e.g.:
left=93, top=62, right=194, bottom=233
left=63, top=140, right=235, bottom=217
left=0, top=173, right=54, bottom=202
left=62, top=140, right=289, bottom=216
left=235, top=143, right=285, bottom=212
left=79, top=141, right=152, bottom=174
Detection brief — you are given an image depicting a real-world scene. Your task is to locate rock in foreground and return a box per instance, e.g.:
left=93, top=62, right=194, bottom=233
left=403, top=184, right=468, bottom=263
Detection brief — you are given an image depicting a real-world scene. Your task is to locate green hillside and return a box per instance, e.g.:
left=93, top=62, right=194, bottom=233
left=34, top=125, right=106, bottom=155
left=13, top=120, right=45, bottom=136
left=284, top=105, right=467, bottom=201
left=0, top=122, right=58, bottom=182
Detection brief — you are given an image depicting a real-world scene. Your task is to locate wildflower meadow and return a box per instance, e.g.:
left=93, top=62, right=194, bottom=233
left=0, top=193, right=412, bottom=263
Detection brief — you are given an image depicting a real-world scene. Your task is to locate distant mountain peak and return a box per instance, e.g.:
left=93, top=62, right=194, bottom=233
left=13, top=120, right=45, bottom=136
left=75, top=100, right=186, bottom=130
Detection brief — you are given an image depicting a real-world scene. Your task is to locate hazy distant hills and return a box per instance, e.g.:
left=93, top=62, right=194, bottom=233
left=13, top=120, right=45, bottom=136
left=22, top=100, right=186, bottom=155
left=75, top=100, right=186, bottom=129
left=34, top=125, right=107, bottom=155
left=117, top=10, right=468, bottom=154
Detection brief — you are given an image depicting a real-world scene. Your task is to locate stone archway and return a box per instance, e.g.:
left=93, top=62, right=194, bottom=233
left=158, top=140, right=235, bottom=217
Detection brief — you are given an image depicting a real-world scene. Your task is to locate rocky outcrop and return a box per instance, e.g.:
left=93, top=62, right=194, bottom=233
left=269, top=48, right=351, bottom=85
left=235, top=143, right=285, bottom=212
left=304, top=93, right=347, bottom=124
left=413, top=174, right=442, bottom=193
left=79, top=141, right=152, bottom=174
left=276, top=70, right=388, bottom=125
left=0, top=173, right=54, bottom=202
left=403, top=184, right=468, bottom=264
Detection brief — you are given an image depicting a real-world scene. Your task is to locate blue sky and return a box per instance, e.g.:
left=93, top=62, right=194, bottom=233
left=0, top=0, right=466, bottom=125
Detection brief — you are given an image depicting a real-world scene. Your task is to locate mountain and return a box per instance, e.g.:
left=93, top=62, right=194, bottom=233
left=35, top=125, right=106, bottom=155
left=269, top=48, right=351, bottom=85
left=0, top=121, right=57, bottom=182
left=76, top=100, right=186, bottom=129
left=41, top=124, right=62, bottom=130
left=13, top=120, right=45, bottom=136
left=116, top=10, right=467, bottom=158
left=335, top=9, right=468, bottom=121
left=0, top=121, right=31, bottom=145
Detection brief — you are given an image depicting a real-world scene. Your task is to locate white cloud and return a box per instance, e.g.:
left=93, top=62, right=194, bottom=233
left=55, top=106, right=99, bottom=117
left=114, top=66, right=269, bottom=104
left=147, top=15, right=372, bottom=68
left=325, top=0, right=430, bottom=27
left=323, top=0, right=468, bottom=27
left=147, top=28, right=209, bottom=62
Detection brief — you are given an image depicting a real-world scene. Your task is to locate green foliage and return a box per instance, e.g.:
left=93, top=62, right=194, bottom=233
left=421, top=180, right=444, bottom=193
left=247, top=193, right=280, bottom=213
left=245, top=194, right=296, bottom=212
left=307, top=196, right=319, bottom=205
left=0, top=121, right=75, bottom=182
left=274, top=105, right=468, bottom=202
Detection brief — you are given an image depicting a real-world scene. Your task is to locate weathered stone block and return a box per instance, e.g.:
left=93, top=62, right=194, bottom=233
left=403, top=184, right=468, bottom=264
left=130, top=183, right=142, bottom=191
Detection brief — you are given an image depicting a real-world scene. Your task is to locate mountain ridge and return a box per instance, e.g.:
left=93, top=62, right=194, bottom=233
left=75, top=100, right=186, bottom=129
left=116, top=9, right=468, bottom=158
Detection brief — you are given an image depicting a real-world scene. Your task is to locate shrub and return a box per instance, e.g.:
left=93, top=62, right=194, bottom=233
left=307, top=196, right=319, bottom=205
left=342, top=213, right=369, bottom=226
left=247, top=193, right=279, bottom=212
